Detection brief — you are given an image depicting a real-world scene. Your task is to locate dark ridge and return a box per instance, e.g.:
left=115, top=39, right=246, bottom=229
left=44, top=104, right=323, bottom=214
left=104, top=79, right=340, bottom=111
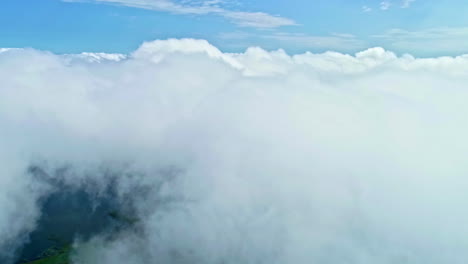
left=9, top=163, right=184, bottom=264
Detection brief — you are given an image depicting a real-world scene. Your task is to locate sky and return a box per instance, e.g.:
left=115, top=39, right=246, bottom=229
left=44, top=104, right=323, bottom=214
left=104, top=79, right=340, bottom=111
left=2, top=0, right=468, bottom=56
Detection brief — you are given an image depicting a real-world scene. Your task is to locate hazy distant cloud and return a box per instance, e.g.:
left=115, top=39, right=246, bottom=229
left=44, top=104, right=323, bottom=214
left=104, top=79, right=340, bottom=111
left=63, top=0, right=296, bottom=28
left=219, top=31, right=367, bottom=52
left=401, top=0, right=415, bottom=8
left=262, top=32, right=366, bottom=51
left=373, top=27, right=468, bottom=54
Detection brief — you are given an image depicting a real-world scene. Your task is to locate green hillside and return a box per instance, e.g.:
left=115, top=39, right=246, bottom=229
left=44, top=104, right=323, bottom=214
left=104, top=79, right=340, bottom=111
left=21, top=245, right=71, bottom=264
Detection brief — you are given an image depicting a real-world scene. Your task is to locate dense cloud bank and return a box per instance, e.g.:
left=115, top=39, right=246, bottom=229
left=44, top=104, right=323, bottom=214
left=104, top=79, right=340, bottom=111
left=2, top=39, right=468, bottom=263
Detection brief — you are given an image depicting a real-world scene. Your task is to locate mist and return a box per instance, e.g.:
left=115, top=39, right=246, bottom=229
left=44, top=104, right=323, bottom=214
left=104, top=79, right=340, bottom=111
left=2, top=39, right=468, bottom=263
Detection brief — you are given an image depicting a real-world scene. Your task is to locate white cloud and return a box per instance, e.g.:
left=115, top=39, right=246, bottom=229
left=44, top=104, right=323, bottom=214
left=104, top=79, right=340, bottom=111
left=63, top=0, right=296, bottom=28
left=5, top=39, right=468, bottom=263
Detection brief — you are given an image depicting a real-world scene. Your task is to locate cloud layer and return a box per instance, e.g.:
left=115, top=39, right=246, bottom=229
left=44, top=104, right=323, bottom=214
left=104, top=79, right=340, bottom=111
left=3, top=39, right=468, bottom=263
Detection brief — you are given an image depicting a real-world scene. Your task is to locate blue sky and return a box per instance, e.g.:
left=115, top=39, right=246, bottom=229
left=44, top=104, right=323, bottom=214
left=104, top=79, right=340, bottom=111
left=2, top=0, right=468, bottom=56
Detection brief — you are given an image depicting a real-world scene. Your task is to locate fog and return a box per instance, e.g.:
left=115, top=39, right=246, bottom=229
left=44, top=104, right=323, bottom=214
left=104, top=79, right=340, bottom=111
left=2, top=39, right=468, bottom=263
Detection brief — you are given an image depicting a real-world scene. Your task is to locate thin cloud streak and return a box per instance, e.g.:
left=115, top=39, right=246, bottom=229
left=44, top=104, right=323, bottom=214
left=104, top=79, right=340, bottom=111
left=372, top=27, right=468, bottom=54
left=63, top=0, right=296, bottom=28
left=219, top=31, right=367, bottom=52
left=380, top=1, right=391, bottom=10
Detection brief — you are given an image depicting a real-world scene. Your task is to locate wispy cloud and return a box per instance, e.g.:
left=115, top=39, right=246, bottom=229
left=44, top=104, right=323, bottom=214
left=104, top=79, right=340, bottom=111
left=64, top=0, right=222, bottom=14
left=63, top=0, right=296, bottom=28
left=223, top=11, right=296, bottom=29
left=380, top=1, right=391, bottom=10
left=365, top=0, right=415, bottom=12
left=362, top=5, right=372, bottom=13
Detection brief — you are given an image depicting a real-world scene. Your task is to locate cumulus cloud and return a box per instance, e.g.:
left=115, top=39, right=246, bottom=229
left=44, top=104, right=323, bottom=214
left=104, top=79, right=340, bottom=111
left=3, top=39, right=468, bottom=263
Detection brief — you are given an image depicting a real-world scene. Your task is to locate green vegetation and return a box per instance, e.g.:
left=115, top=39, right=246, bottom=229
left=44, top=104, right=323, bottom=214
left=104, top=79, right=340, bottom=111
left=19, top=210, right=138, bottom=264
left=21, top=245, right=72, bottom=264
